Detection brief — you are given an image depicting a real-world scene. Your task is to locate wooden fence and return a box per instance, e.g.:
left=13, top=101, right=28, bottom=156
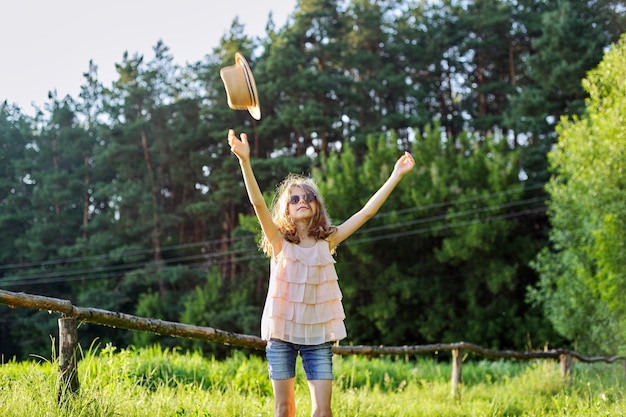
left=0, top=288, right=624, bottom=403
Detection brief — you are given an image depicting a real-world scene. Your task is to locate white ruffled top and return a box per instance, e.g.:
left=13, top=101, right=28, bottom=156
left=261, top=239, right=347, bottom=345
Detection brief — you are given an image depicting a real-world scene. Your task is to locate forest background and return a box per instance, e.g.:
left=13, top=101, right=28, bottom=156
left=1, top=0, right=624, bottom=361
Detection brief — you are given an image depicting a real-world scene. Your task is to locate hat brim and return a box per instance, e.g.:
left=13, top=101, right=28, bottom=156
left=235, top=53, right=261, bottom=120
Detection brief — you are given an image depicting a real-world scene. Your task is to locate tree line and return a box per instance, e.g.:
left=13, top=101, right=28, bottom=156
left=0, top=0, right=624, bottom=359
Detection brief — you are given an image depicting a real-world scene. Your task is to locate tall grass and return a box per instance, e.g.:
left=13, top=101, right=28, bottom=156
left=0, top=343, right=624, bottom=416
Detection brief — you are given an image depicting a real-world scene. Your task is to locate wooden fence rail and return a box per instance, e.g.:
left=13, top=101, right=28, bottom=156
left=0, top=289, right=624, bottom=402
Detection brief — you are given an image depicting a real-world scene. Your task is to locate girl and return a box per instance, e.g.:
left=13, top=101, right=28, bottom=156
left=228, top=129, right=415, bottom=417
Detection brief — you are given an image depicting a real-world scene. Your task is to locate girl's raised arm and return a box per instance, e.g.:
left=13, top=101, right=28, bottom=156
left=228, top=129, right=282, bottom=253
left=329, top=151, right=415, bottom=248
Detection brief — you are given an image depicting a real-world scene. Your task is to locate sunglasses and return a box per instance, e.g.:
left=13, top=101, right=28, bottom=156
left=289, top=193, right=316, bottom=205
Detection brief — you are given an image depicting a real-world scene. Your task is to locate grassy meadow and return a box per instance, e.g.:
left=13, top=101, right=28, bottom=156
left=0, top=343, right=624, bottom=416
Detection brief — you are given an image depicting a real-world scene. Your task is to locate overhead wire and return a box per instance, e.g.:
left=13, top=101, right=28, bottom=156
left=0, top=233, right=255, bottom=272
left=4, top=204, right=547, bottom=289
left=0, top=195, right=547, bottom=287
left=0, top=197, right=548, bottom=285
left=0, top=182, right=546, bottom=274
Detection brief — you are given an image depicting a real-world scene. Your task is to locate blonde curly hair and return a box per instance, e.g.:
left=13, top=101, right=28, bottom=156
left=260, top=173, right=337, bottom=256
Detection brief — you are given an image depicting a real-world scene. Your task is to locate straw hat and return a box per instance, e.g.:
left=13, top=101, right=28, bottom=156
left=219, top=53, right=261, bottom=120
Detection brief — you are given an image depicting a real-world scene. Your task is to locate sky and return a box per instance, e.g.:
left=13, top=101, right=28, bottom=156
left=1, top=0, right=297, bottom=116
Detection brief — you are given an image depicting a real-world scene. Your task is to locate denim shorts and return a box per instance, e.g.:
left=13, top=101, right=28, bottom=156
left=266, top=339, right=334, bottom=380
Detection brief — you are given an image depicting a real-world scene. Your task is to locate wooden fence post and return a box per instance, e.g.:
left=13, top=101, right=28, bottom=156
left=451, top=348, right=462, bottom=398
left=559, top=353, right=573, bottom=382
left=58, top=316, right=79, bottom=402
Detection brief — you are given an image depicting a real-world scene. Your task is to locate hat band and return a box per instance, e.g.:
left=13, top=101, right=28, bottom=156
left=241, top=63, right=256, bottom=107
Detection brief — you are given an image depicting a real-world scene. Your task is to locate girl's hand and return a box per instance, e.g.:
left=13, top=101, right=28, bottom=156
left=228, top=129, right=250, bottom=162
left=393, top=151, right=415, bottom=177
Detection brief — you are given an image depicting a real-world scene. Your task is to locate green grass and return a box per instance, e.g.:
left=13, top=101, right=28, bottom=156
left=0, top=343, right=624, bottom=416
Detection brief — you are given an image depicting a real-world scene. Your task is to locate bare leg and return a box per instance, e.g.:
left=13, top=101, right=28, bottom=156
left=307, top=379, right=333, bottom=417
left=272, top=378, right=296, bottom=417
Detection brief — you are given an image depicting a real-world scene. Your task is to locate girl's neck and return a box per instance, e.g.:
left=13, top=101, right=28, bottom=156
left=295, top=222, right=313, bottom=245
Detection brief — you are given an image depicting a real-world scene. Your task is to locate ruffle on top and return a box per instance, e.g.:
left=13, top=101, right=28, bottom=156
left=261, top=240, right=347, bottom=345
